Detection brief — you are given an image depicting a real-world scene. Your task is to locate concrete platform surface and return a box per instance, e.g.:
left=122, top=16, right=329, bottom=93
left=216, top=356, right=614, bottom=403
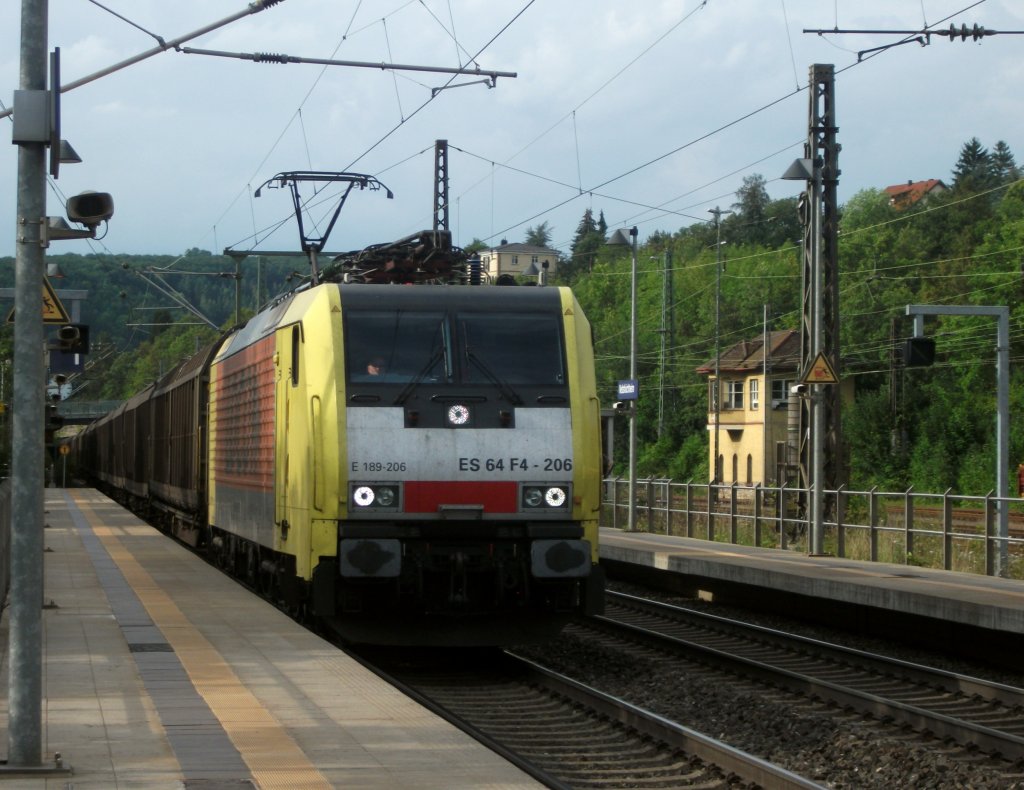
left=601, top=528, right=1024, bottom=635
left=0, top=489, right=540, bottom=789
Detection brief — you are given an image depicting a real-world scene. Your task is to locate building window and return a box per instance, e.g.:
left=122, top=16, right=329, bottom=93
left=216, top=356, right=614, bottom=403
left=771, top=378, right=794, bottom=407
left=708, top=378, right=719, bottom=411
left=746, top=454, right=753, bottom=486
left=749, top=378, right=759, bottom=410
left=512, top=255, right=519, bottom=266
left=725, top=380, right=743, bottom=409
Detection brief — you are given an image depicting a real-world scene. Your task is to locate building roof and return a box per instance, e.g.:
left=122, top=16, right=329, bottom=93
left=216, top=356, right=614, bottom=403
left=883, top=179, right=947, bottom=209
left=696, top=329, right=801, bottom=376
left=483, top=241, right=561, bottom=256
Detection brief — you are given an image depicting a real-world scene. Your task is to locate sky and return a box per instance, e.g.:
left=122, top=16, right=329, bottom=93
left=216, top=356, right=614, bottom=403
left=2, top=0, right=1023, bottom=261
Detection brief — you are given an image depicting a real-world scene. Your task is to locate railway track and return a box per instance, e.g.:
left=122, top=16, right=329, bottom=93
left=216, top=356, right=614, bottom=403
left=594, top=590, right=1024, bottom=761
left=354, top=647, right=822, bottom=789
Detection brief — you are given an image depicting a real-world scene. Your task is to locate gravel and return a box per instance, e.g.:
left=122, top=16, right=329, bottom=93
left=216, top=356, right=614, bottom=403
left=513, top=581, right=1024, bottom=789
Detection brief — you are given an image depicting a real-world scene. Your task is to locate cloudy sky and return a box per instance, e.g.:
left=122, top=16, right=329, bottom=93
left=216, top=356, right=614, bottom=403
left=2, top=0, right=1022, bottom=260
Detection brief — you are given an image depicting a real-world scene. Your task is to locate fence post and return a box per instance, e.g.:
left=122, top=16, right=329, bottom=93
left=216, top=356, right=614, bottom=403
left=664, top=478, right=673, bottom=535
left=754, top=484, right=762, bottom=547
left=645, top=477, right=655, bottom=531
left=869, top=486, right=878, bottom=562
left=904, top=486, right=914, bottom=564
left=942, top=488, right=953, bottom=571
left=836, top=484, right=846, bottom=558
left=985, top=490, right=995, bottom=576
left=685, top=480, right=693, bottom=538
left=779, top=483, right=788, bottom=550
left=706, top=481, right=715, bottom=541
left=611, top=476, right=620, bottom=530
left=729, top=483, right=738, bottom=544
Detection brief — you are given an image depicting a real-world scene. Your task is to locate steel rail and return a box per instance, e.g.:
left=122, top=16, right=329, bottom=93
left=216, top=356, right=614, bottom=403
left=597, top=591, right=1024, bottom=760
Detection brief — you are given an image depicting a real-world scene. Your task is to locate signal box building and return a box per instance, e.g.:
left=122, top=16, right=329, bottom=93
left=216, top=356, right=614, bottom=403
left=696, top=330, right=801, bottom=488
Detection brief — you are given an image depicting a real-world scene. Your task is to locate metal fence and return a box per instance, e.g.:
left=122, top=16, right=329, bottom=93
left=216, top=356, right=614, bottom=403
left=602, top=477, right=1024, bottom=579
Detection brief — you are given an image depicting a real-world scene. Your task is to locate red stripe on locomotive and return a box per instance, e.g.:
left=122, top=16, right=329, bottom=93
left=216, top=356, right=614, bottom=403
left=403, top=481, right=518, bottom=513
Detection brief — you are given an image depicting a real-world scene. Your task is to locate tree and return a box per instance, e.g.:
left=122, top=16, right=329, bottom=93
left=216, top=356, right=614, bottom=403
left=951, top=137, right=994, bottom=192
left=525, top=221, right=552, bottom=247
left=463, top=238, right=487, bottom=255
left=991, top=140, right=1020, bottom=184
left=564, top=208, right=605, bottom=280
left=730, top=174, right=770, bottom=245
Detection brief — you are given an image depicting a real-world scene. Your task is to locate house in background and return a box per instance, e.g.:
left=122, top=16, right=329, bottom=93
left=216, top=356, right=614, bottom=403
left=883, top=179, right=948, bottom=211
left=696, top=330, right=801, bottom=487
left=479, top=240, right=560, bottom=281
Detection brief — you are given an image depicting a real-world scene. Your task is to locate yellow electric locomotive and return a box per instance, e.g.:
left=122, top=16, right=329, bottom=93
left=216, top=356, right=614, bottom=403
left=75, top=230, right=604, bottom=645
left=207, top=280, right=603, bottom=643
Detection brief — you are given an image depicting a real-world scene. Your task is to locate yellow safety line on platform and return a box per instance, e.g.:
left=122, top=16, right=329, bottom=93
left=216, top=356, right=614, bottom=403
left=70, top=492, right=333, bottom=790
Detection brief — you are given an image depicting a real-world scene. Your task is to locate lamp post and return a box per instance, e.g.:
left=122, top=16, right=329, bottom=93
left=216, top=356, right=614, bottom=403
left=607, top=227, right=639, bottom=531
left=708, top=208, right=732, bottom=491
left=782, top=157, right=825, bottom=556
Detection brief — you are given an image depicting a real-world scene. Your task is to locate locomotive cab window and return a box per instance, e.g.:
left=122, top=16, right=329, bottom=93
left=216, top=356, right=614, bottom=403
left=291, top=325, right=301, bottom=386
left=459, top=313, right=565, bottom=387
left=345, top=310, right=449, bottom=384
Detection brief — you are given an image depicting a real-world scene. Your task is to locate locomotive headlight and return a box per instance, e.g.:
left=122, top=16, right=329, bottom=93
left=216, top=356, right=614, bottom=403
left=353, top=486, right=375, bottom=507
left=351, top=484, right=400, bottom=509
left=523, top=487, right=544, bottom=508
left=447, top=403, right=471, bottom=426
left=522, top=484, right=570, bottom=510
left=544, top=487, right=567, bottom=507
left=376, top=486, right=397, bottom=507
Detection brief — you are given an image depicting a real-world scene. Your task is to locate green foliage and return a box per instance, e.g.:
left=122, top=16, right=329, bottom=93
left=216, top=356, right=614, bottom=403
left=464, top=238, right=488, bottom=254
left=524, top=221, right=553, bottom=247
left=10, top=133, right=1020, bottom=500
left=0, top=251, right=302, bottom=400
left=561, top=209, right=606, bottom=282
left=569, top=137, right=1024, bottom=497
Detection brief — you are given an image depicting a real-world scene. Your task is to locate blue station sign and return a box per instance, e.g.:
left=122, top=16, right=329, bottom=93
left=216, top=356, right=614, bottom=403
left=617, top=379, right=638, bottom=400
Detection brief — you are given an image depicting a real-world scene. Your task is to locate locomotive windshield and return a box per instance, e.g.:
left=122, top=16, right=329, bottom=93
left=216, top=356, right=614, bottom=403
left=346, top=310, right=449, bottom=383
left=461, top=313, right=564, bottom=386
left=345, top=308, right=565, bottom=388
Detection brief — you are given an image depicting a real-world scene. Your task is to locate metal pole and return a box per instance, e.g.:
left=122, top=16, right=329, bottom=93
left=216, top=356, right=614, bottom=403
left=0, top=0, right=288, bottom=121
left=709, top=208, right=731, bottom=488
left=763, top=304, right=769, bottom=484
left=234, top=256, right=241, bottom=325
left=628, top=227, right=638, bottom=532
left=9, top=0, right=47, bottom=767
left=996, top=309, right=1009, bottom=575
left=905, top=304, right=1010, bottom=575
left=658, top=251, right=668, bottom=439
left=810, top=167, right=825, bottom=556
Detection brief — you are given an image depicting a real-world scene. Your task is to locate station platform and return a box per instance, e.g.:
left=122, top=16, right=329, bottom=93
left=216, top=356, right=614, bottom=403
left=599, top=528, right=1024, bottom=660
left=0, top=489, right=540, bottom=789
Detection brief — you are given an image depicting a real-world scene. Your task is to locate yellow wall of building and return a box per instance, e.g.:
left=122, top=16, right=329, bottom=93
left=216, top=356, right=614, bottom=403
left=707, top=374, right=792, bottom=486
